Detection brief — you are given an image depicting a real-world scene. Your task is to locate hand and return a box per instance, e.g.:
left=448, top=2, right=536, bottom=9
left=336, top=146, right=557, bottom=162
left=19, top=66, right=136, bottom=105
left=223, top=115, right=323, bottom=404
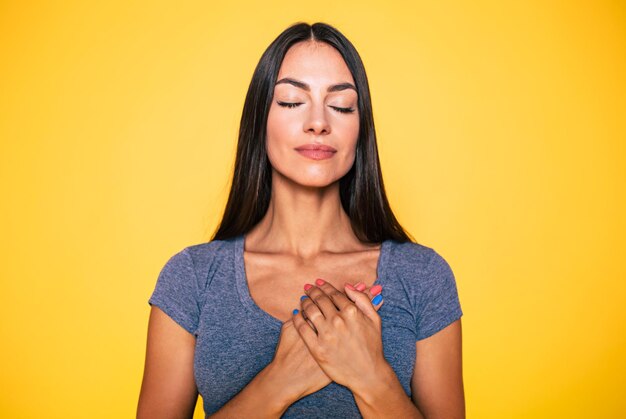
left=292, top=279, right=387, bottom=392
left=267, top=283, right=384, bottom=405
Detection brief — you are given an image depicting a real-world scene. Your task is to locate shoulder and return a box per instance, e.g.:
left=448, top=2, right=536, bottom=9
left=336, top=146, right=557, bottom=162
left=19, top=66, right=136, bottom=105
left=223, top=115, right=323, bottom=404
left=385, top=240, right=463, bottom=340
left=385, top=240, right=451, bottom=276
left=157, top=237, right=237, bottom=286
left=384, top=240, right=459, bottom=303
left=150, top=237, right=238, bottom=308
left=183, top=238, right=233, bottom=265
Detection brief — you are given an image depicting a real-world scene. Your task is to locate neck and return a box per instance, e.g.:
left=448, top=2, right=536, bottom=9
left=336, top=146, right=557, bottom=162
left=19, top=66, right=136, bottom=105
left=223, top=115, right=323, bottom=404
left=245, top=170, right=362, bottom=258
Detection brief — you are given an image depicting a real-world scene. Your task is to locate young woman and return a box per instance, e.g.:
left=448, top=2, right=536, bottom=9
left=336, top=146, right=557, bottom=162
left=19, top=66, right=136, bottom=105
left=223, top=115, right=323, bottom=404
left=138, top=22, right=464, bottom=419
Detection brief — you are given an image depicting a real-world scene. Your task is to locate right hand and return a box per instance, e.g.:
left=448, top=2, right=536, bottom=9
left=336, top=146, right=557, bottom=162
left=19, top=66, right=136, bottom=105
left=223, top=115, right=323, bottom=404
left=265, top=282, right=384, bottom=405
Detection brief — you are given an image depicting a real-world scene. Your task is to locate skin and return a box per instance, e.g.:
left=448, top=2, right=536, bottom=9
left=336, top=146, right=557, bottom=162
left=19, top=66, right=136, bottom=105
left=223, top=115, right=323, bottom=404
left=251, top=40, right=464, bottom=416
left=294, top=280, right=385, bottom=389
left=262, top=284, right=384, bottom=405
left=137, top=40, right=465, bottom=419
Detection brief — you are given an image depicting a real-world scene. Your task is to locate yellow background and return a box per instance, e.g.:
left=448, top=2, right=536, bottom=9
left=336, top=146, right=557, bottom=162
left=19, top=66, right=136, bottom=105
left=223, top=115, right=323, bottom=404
left=1, top=1, right=624, bottom=417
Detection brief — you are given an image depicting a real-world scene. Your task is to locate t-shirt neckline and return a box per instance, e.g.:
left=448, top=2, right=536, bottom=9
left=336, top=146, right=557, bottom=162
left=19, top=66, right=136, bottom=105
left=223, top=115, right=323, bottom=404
left=233, top=233, right=390, bottom=328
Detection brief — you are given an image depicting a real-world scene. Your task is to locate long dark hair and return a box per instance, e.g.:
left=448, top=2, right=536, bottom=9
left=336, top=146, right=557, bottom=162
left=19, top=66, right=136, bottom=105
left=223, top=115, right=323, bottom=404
left=211, top=22, right=414, bottom=244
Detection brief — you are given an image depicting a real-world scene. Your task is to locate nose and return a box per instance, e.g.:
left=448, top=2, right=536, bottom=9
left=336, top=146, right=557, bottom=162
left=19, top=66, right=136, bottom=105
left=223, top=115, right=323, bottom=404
left=304, top=103, right=331, bottom=135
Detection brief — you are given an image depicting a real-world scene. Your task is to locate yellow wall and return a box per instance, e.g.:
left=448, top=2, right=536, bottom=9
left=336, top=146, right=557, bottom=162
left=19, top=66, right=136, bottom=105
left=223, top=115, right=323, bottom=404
left=1, top=1, right=624, bottom=417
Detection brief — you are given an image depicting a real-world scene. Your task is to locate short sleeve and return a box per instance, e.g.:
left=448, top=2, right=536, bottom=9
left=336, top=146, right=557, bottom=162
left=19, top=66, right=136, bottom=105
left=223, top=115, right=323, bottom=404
left=148, top=248, right=201, bottom=336
left=415, top=250, right=464, bottom=341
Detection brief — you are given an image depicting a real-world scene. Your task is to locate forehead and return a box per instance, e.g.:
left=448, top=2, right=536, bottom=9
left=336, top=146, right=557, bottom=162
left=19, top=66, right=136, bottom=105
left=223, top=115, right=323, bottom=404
left=276, top=41, right=355, bottom=86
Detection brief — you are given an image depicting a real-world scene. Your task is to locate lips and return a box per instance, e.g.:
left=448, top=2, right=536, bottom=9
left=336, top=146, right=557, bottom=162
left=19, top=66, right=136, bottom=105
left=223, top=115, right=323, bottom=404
left=294, top=144, right=337, bottom=161
left=294, top=144, right=337, bottom=152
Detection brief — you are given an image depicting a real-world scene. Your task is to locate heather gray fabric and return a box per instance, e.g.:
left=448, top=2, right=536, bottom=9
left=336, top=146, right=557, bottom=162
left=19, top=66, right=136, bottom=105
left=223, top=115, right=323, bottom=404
left=148, top=234, right=463, bottom=418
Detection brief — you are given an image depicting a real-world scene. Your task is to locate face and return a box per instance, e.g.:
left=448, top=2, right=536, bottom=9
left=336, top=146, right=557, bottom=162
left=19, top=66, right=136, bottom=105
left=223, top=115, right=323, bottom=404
left=266, top=41, right=360, bottom=188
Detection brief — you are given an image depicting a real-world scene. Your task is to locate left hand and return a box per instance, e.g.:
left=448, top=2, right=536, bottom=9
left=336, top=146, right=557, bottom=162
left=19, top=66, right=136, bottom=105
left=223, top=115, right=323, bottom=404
left=292, top=279, right=387, bottom=391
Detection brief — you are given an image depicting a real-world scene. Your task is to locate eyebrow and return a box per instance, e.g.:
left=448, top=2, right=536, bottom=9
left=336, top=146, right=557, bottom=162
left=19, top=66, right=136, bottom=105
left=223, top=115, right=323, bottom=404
left=275, top=77, right=357, bottom=93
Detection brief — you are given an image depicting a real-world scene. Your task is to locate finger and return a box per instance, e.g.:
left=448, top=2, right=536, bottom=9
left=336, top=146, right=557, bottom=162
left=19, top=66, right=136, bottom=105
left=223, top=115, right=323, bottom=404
left=343, top=283, right=381, bottom=322
left=314, top=278, right=355, bottom=311
left=371, top=291, right=384, bottom=310
left=304, top=280, right=342, bottom=319
left=365, top=284, right=383, bottom=300
left=364, top=285, right=384, bottom=312
left=296, top=300, right=319, bottom=334
left=350, top=283, right=384, bottom=311
left=301, top=287, right=330, bottom=335
left=292, top=309, right=319, bottom=347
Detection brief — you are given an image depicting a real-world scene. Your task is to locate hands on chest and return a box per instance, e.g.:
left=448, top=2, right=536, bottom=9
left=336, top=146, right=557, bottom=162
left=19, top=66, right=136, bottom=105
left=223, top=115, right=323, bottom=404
left=266, top=279, right=386, bottom=404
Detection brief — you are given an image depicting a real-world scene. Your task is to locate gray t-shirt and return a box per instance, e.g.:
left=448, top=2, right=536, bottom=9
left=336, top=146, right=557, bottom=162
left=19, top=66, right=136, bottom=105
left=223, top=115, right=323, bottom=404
left=148, top=234, right=463, bottom=418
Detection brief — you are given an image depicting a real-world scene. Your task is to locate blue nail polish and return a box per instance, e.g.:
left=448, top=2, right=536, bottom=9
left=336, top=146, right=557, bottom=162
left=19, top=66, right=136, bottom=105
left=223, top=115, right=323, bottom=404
left=300, top=295, right=308, bottom=301
left=293, top=309, right=299, bottom=315
left=372, top=294, right=383, bottom=305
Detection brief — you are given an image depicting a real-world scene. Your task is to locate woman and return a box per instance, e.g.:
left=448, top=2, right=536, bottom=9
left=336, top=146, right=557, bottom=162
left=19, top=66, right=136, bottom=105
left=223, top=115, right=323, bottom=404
left=138, top=22, right=464, bottom=418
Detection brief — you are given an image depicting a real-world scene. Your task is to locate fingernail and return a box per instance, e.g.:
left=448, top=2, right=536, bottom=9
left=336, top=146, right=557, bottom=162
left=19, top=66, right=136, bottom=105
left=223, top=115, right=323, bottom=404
left=345, top=282, right=355, bottom=290
left=300, top=295, right=308, bottom=301
left=293, top=309, right=299, bottom=314
left=356, top=283, right=366, bottom=291
left=304, top=284, right=313, bottom=291
left=372, top=294, right=383, bottom=305
left=315, top=278, right=325, bottom=286
left=370, top=285, right=382, bottom=296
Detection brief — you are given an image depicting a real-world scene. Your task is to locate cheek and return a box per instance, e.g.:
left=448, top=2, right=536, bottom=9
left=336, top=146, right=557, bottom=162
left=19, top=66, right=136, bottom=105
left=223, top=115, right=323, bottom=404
left=335, top=110, right=360, bottom=141
left=265, top=109, right=282, bottom=159
left=266, top=108, right=295, bottom=169
left=339, top=143, right=357, bottom=172
left=337, top=118, right=359, bottom=162
left=266, top=107, right=299, bottom=149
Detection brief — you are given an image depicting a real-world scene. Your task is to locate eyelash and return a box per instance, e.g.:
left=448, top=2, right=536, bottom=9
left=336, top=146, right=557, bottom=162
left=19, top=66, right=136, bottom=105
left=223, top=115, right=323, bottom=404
left=277, top=101, right=355, bottom=114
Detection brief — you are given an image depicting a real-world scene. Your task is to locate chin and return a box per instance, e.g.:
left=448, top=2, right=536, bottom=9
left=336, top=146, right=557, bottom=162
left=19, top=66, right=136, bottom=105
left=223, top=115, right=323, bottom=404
left=272, top=168, right=340, bottom=189
left=290, top=172, right=338, bottom=188
left=299, top=178, right=338, bottom=189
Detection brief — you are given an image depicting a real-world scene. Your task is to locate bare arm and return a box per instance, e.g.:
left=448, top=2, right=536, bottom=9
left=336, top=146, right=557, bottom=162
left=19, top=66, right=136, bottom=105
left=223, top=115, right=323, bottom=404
left=137, top=307, right=296, bottom=419
left=209, top=363, right=295, bottom=418
left=351, top=360, right=425, bottom=419
left=350, top=319, right=464, bottom=419
left=137, top=306, right=199, bottom=419
left=411, top=318, right=465, bottom=419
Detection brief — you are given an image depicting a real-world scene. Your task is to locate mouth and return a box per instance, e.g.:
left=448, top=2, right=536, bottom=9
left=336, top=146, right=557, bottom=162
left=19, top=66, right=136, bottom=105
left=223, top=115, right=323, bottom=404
left=294, top=144, right=337, bottom=161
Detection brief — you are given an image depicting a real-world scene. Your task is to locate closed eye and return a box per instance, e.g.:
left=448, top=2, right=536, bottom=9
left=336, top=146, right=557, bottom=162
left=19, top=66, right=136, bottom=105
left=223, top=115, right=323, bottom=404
left=330, top=106, right=355, bottom=114
left=277, top=101, right=355, bottom=114
left=277, top=101, right=303, bottom=109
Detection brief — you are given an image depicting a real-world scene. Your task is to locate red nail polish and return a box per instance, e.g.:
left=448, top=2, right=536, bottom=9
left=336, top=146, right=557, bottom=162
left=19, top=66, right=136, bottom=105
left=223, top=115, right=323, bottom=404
left=304, top=283, right=313, bottom=291
left=370, top=284, right=382, bottom=296
left=345, top=282, right=355, bottom=290
left=356, top=283, right=366, bottom=291
left=315, top=278, right=325, bottom=286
